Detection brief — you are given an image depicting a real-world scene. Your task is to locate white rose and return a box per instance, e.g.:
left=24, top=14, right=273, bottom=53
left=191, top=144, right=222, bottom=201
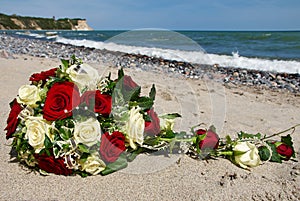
left=233, top=141, right=261, bottom=169
left=124, top=107, right=145, bottom=149
left=17, top=85, right=41, bottom=106
left=25, top=117, right=50, bottom=153
left=80, top=153, right=106, bottom=175
left=73, top=118, right=101, bottom=147
left=66, top=63, right=99, bottom=91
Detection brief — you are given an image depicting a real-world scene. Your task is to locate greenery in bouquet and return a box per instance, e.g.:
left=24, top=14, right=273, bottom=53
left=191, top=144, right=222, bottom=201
left=4, top=56, right=298, bottom=176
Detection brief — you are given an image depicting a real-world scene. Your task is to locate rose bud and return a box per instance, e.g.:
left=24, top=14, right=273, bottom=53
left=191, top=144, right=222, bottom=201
left=196, top=129, right=219, bottom=150
left=29, top=68, right=57, bottom=83
left=5, top=98, right=23, bottom=139
left=274, top=142, right=294, bottom=160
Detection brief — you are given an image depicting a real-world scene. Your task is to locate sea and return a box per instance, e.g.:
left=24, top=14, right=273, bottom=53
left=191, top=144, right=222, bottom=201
left=2, top=30, right=300, bottom=74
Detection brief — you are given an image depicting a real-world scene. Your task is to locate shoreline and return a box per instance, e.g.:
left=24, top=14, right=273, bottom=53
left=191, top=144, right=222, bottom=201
left=1, top=33, right=299, bottom=94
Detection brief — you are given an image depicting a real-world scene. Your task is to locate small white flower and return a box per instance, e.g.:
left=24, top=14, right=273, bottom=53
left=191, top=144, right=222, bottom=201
left=73, top=118, right=101, bottom=147
left=17, top=85, right=41, bottom=106
left=124, top=107, right=145, bottom=149
left=79, top=153, right=106, bottom=175
left=233, top=141, right=261, bottom=169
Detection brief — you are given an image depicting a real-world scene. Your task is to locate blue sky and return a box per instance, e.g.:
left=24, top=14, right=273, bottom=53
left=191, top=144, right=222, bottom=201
left=1, top=0, right=300, bottom=30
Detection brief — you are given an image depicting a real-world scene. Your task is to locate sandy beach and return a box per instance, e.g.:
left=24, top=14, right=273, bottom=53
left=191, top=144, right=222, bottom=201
left=0, top=53, right=299, bottom=200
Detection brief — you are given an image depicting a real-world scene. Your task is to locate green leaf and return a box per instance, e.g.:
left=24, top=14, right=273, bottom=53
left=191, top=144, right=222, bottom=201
left=137, top=96, right=153, bottom=110
left=226, top=135, right=232, bottom=145
left=163, top=129, right=176, bottom=138
left=112, top=87, right=125, bottom=107
left=143, top=136, right=161, bottom=146
left=101, top=153, right=128, bottom=175
left=129, top=86, right=141, bottom=101
left=77, top=171, right=89, bottom=178
left=258, top=146, right=271, bottom=161
left=118, top=68, right=125, bottom=79
left=267, top=142, right=282, bottom=163
left=79, top=153, right=89, bottom=163
left=53, top=147, right=60, bottom=158
left=238, top=131, right=262, bottom=140
left=78, top=144, right=90, bottom=153
left=143, top=114, right=151, bottom=122
left=44, top=135, right=53, bottom=149
left=159, top=113, right=182, bottom=120
left=149, top=84, right=156, bottom=101
left=127, top=148, right=144, bottom=162
left=197, top=133, right=207, bottom=141
left=60, top=59, right=69, bottom=68
left=281, top=135, right=293, bottom=147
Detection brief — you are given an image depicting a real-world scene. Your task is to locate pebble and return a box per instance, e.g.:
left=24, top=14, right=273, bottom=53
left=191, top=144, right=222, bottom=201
left=1, top=34, right=299, bottom=93
left=233, top=72, right=239, bottom=77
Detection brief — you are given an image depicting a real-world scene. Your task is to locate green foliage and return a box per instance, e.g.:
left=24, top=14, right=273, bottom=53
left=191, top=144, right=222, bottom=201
left=135, top=96, right=154, bottom=110
left=78, top=144, right=90, bottom=153
left=149, top=84, right=156, bottom=101
left=101, top=153, right=128, bottom=175
left=0, top=13, right=83, bottom=30
left=238, top=131, right=262, bottom=140
left=267, top=142, right=282, bottom=163
left=258, top=146, right=271, bottom=161
left=44, top=135, right=53, bottom=149
left=159, top=113, right=182, bottom=119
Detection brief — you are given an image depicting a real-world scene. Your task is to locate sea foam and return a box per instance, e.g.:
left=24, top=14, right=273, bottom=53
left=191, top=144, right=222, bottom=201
left=56, top=37, right=300, bottom=74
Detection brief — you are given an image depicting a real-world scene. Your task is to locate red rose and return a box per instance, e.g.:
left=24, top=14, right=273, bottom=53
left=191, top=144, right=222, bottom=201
left=196, top=129, right=219, bottom=150
left=80, top=90, right=112, bottom=116
left=43, top=81, right=80, bottom=121
left=144, top=108, right=160, bottom=136
left=35, top=153, right=72, bottom=176
left=4, top=99, right=23, bottom=139
left=123, top=75, right=139, bottom=91
left=29, top=68, right=57, bottom=82
left=275, top=142, right=294, bottom=160
left=100, top=131, right=126, bottom=163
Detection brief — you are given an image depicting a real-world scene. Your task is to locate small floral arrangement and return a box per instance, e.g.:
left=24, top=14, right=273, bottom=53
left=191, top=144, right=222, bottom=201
left=5, top=56, right=298, bottom=176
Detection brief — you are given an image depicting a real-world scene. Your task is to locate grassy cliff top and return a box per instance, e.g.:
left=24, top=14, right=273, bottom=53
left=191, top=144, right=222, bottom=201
left=0, top=13, right=91, bottom=30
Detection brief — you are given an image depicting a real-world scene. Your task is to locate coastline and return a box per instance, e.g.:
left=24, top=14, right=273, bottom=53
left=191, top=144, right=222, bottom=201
left=0, top=35, right=300, bottom=200
left=1, top=33, right=299, bottom=93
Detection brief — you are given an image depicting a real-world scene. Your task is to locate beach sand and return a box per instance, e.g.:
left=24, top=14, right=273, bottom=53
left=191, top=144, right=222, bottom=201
left=0, top=55, right=299, bottom=200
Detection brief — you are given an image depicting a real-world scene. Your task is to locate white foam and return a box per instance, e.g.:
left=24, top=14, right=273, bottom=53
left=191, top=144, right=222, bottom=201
left=16, top=31, right=45, bottom=39
left=55, top=37, right=300, bottom=74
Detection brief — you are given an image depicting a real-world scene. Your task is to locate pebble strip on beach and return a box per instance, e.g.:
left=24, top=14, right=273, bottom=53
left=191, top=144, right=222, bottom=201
left=1, top=34, right=299, bottom=93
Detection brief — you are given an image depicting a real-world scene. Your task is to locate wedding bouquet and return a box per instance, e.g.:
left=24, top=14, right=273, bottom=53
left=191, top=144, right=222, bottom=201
left=5, top=56, right=298, bottom=176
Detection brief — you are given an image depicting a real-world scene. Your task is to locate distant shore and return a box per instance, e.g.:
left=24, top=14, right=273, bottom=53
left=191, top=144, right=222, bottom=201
left=0, top=13, right=93, bottom=30
left=1, top=33, right=299, bottom=93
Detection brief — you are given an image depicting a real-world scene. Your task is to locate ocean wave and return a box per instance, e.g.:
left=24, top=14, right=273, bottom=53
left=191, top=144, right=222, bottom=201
left=55, top=37, right=300, bottom=74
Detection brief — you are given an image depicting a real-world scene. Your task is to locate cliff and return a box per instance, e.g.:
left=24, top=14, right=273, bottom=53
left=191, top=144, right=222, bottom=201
left=0, top=13, right=93, bottom=30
